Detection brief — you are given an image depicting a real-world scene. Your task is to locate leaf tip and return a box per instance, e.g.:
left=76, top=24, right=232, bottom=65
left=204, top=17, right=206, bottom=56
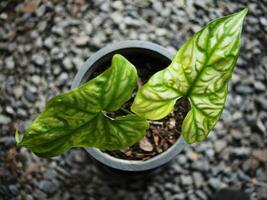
left=15, top=130, right=21, bottom=144
left=236, top=8, right=248, bottom=20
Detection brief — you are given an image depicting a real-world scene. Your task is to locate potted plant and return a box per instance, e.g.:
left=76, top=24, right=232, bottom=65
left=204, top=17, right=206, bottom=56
left=16, top=9, right=247, bottom=182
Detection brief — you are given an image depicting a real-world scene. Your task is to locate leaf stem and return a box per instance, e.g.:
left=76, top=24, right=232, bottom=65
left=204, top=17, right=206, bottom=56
left=120, top=107, right=132, bottom=114
left=148, top=121, right=164, bottom=125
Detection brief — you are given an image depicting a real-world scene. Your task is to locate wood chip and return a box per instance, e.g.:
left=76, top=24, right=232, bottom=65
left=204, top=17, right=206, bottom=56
left=153, top=132, right=160, bottom=146
left=169, top=118, right=176, bottom=129
left=139, top=136, right=153, bottom=152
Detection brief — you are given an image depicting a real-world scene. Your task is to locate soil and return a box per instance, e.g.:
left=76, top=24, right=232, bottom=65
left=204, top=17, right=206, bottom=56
left=105, top=97, right=190, bottom=161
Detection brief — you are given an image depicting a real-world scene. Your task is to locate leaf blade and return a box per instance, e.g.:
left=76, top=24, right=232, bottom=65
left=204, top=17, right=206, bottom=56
left=18, top=54, right=148, bottom=157
left=132, top=8, right=247, bottom=143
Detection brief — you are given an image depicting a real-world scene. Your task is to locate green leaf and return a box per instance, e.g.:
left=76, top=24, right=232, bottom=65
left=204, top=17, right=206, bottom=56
left=131, top=9, right=247, bottom=144
left=18, top=54, right=149, bottom=157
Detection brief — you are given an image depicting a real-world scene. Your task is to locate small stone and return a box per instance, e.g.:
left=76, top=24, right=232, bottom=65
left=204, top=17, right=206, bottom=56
left=231, top=147, right=251, bottom=157
left=0, top=13, right=8, bottom=20
left=58, top=72, right=68, bottom=84
left=44, top=169, right=57, bottom=180
left=74, top=35, right=89, bottom=46
left=259, top=16, right=267, bottom=26
left=177, top=155, right=187, bottom=165
left=256, top=169, right=267, bottom=182
left=235, top=85, right=254, bottom=94
left=0, top=136, right=15, bottom=146
left=53, top=65, right=61, bottom=75
left=32, top=75, right=41, bottom=84
left=8, top=185, right=19, bottom=196
left=14, top=85, right=24, bottom=98
left=112, top=1, right=124, bottom=10
left=152, top=1, right=163, bottom=13
left=33, top=189, right=47, bottom=200
left=191, top=159, right=210, bottom=172
left=84, top=22, right=93, bottom=35
left=25, top=90, right=37, bottom=102
left=6, top=106, right=14, bottom=114
left=73, top=57, right=84, bottom=69
left=139, top=136, right=153, bottom=152
left=237, top=170, right=251, bottom=182
left=156, top=28, right=167, bottom=36
left=52, top=26, right=65, bottom=36
left=181, top=175, right=193, bottom=186
left=32, top=54, right=45, bottom=66
left=195, top=190, right=208, bottom=200
left=25, top=195, right=34, bottom=200
left=253, top=81, right=265, bottom=91
left=208, top=178, right=224, bottom=190
left=44, top=37, right=54, bottom=49
left=39, top=180, right=58, bottom=194
left=256, top=117, right=266, bottom=134
left=214, top=140, right=227, bottom=153
left=17, top=108, right=28, bottom=118
left=63, top=57, right=73, bottom=70
left=192, top=172, right=204, bottom=188
left=0, top=115, right=11, bottom=124
left=5, top=57, right=15, bottom=69
left=171, top=193, right=186, bottom=200
left=36, top=4, right=46, bottom=17
left=188, top=194, right=198, bottom=200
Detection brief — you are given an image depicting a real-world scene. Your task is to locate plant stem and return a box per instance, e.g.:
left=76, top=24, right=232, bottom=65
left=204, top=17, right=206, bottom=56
left=148, top=121, right=163, bottom=125
left=120, top=107, right=132, bottom=114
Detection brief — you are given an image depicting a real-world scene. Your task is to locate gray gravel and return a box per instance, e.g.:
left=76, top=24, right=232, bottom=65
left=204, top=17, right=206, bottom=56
left=0, top=0, right=266, bottom=200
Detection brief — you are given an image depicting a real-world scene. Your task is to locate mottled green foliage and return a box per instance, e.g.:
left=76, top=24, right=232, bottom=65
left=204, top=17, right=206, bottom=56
left=17, top=55, right=149, bottom=157
left=131, top=9, right=247, bottom=144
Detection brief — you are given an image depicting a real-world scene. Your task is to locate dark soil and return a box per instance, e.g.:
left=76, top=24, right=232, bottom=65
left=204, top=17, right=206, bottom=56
left=106, top=97, right=190, bottom=160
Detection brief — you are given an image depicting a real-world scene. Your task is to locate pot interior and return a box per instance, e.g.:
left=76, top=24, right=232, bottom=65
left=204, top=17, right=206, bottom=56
left=81, top=48, right=172, bottom=83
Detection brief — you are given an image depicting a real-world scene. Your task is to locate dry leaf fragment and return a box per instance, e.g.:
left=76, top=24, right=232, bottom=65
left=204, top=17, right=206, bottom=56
left=139, top=136, right=153, bottom=152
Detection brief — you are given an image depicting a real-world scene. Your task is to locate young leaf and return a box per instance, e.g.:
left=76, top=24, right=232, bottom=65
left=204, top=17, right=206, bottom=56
left=131, top=9, right=247, bottom=144
left=17, top=54, right=149, bottom=157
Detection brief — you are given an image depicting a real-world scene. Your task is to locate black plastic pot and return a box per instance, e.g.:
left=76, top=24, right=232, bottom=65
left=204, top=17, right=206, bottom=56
left=71, top=40, right=187, bottom=184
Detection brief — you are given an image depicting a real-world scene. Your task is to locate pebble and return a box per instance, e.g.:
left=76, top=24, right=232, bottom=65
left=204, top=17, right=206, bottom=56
left=39, top=180, right=59, bottom=195
left=63, top=57, right=73, bottom=70
left=192, top=172, right=204, bottom=188
left=214, top=140, right=227, bottom=153
left=259, top=16, right=267, bottom=26
left=208, top=178, right=224, bottom=190
left=170, top=193, right=186, bottom=200
left=25, top=90, right=37, bottom=102
left=5, top=57, right=15, bottom=70
left=195, top=190, right=208, bottom=200
left=57, top=72, right=68, bottom=84
left=231, top=147, right=251, bottom=157
left=44, top=37, right=54, bottom=49
left=74, top=35, right=90, bottom=46
left=8, top=185, right=19, bottom=196
left=181, top=175, right=193, bottom=186
left=32, top=54, right=45, bottom=66
left=253, top=81, right=265, bottom=91
left=112, top=1, right=124, bottom=10
left=17, top=108, right=28, bottom=118
left=0, top=115, right=11, bottom=124
left=235, top=85, right=254, bottom=94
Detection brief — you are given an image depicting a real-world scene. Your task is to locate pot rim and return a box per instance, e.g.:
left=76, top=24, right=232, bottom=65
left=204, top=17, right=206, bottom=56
left=71, top=40, right=187, bottom=172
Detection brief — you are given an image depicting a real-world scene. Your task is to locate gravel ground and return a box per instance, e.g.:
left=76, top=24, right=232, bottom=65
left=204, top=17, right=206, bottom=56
left=0, top=0, right=266, bottom=200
